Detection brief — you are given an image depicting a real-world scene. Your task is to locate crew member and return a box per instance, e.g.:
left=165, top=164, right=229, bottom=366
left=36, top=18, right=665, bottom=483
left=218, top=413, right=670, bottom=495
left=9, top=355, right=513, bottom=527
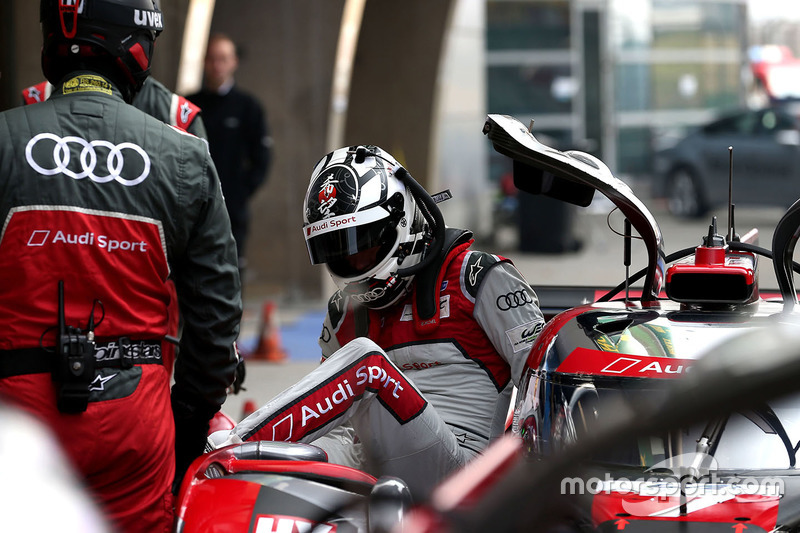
left=0, top=1, right=241, bottom=530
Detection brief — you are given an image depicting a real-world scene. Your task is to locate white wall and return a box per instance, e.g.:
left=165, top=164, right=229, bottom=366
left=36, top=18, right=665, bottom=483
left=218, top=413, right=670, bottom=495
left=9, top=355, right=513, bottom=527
left=431, top=0, right=492, bottom=239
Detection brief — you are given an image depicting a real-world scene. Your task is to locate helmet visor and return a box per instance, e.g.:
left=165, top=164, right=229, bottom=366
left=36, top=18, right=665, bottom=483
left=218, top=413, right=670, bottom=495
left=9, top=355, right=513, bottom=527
left=304, top=208, right=395, bottom=273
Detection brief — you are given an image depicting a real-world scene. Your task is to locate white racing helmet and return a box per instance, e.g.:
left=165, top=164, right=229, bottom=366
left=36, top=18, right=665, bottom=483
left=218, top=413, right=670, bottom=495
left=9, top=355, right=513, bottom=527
left=303, top=146, right=431, bottom=309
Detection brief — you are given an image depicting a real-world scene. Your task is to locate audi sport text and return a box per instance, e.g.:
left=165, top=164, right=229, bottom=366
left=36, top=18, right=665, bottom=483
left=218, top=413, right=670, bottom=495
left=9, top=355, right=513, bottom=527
left=301, top=363, right=406, bottom=427
left=30, top=230, right=148, bottom=254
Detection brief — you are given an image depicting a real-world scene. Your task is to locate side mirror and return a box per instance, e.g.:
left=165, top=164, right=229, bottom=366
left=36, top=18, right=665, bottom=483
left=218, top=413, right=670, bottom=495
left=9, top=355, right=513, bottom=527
left=368, top=476, right=413, bottom=533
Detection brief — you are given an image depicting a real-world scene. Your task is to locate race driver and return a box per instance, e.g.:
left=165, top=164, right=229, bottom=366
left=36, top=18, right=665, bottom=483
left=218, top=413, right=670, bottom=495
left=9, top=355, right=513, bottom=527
left=0, top=1, right=241, bottom=531
left=216, top=145, right=544, bottom=499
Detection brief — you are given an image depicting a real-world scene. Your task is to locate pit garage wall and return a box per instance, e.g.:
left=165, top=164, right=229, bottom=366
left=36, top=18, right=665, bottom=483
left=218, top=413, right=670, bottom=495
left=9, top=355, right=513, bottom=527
left=1, top=0, right=459, bottom=303
left=209, top=0, right=456, bottom=301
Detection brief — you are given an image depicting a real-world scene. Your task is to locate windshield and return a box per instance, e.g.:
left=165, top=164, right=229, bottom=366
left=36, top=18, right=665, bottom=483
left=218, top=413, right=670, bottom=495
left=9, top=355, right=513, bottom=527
left=544, top=379, right=800, bottom=471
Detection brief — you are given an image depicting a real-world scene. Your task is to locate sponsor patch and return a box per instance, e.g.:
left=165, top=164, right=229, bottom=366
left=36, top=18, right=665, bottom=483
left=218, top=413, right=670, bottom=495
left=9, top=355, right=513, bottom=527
left=505, top=320, right=543, bottom=353
left=87, top=367, right=141, bottom=402
left=63, top=75, right=112, bottom=95
left=400, top=295, right=450, bottom=322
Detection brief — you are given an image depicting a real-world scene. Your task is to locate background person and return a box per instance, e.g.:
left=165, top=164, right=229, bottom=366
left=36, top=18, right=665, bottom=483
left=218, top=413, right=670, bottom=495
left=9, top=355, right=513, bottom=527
left=214, top=145, right=545, bottom=499
left=0, top=1, right=242, bottom=530
left=188, top=33, right=272, bottom=276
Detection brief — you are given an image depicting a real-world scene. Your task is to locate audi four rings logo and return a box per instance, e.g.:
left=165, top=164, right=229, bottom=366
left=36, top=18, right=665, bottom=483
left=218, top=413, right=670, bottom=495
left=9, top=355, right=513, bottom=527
left=351, top=286, right=386, bottom=303
left=496, top=290, right=533, bottom=310
left=25, top=133, right=151, bottom=186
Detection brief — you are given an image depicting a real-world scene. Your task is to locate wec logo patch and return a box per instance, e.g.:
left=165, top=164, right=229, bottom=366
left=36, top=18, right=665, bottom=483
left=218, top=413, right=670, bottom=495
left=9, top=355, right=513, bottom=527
left=506, top=320, right=543, bottom=353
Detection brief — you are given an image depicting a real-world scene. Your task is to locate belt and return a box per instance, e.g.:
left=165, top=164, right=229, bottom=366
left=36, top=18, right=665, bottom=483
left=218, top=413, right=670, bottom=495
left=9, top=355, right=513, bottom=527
left=0, top=338, right=163, bottom=379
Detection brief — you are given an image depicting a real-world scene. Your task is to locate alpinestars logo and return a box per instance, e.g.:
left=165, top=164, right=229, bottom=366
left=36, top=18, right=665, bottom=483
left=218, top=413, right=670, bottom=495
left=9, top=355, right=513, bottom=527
left=26, top=86, right=43, bottom=103
left=469, top=255, right=484, bottom=286
left=180, top=101, right=192, bottom=124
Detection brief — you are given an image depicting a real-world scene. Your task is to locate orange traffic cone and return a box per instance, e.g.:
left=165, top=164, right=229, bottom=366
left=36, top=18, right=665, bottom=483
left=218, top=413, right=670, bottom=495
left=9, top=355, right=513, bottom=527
left=249, top=300, right=288, bottom=362
left=241, top=399, right=257, bottom=419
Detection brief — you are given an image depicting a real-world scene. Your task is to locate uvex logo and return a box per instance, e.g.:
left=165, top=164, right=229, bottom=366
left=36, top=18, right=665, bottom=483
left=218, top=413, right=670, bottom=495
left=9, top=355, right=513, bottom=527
left=134, top=9, right=163, bottom=30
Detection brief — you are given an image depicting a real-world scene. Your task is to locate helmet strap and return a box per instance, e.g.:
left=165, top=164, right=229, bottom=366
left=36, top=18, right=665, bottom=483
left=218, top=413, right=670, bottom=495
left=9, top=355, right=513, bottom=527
left=411, top=235, right=473, bottom=335
left=58, top=0, right=79, bottom=39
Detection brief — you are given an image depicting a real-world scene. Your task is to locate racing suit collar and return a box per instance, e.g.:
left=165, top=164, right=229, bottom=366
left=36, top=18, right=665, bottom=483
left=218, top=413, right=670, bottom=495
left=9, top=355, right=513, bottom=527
left=48, top=71, right=126, bottom=102
left=411, top=228, right=474, bottom=332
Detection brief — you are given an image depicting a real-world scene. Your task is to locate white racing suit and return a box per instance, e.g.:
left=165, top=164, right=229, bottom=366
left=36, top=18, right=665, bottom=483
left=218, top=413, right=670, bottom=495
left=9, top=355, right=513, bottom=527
left=230, top=231, right=544, bottom=497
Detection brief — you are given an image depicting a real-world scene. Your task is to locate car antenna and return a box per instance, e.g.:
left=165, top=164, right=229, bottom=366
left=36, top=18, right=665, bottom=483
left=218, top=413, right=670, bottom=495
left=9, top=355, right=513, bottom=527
left=624, top=218, right=632, bottom=302
left=727, top=146, right=735, bottom=243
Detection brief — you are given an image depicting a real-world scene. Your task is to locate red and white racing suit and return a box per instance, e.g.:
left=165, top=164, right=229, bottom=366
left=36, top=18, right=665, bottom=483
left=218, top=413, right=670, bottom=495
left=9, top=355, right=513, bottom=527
left=231, top=232, right=544, bottom=497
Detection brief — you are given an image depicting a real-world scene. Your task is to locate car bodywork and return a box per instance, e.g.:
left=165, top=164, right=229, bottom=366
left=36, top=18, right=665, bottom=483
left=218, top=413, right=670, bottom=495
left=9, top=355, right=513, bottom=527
left=174, top=113, right=800, bottom=533
left=404, top=113, right=800, bottom=532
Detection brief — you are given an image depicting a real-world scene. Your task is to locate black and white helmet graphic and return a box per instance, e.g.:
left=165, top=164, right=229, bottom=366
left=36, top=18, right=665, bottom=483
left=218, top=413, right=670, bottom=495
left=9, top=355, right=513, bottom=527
left=303, top=146, right=429, bottom=309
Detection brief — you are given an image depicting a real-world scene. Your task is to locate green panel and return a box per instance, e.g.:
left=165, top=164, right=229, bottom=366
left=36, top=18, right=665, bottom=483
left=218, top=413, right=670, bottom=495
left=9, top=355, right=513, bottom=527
left=488, top=65, right=573, bottom=115
left=618, top=127, right=653, bottom=175
left=487, top=0, right=570, bottom=51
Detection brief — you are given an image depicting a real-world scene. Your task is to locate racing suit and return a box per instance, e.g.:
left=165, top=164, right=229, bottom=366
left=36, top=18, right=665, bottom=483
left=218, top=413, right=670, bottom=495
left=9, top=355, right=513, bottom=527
left=230, top=229, right=544, bottom=497
left=21, top=77, right=207, bottom=138
left=0, top=72, right=241, bottom=532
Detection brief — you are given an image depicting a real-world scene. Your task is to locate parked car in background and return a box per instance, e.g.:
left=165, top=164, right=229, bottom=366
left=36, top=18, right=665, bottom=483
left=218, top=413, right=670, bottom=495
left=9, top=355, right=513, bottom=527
left=653, top=106, right=800, bottom=218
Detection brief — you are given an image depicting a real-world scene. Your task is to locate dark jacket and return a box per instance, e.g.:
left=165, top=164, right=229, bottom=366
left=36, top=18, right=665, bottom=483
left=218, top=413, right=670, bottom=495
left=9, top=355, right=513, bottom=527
left=187, top=85, right=271, bottom=249
left=0, top=72, right=241, bottom=411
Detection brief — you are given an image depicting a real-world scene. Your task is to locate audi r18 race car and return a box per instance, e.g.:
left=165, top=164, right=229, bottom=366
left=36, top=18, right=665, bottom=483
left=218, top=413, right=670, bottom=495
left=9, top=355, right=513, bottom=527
left=174, top=113, right=800, bottom=533
left=400, top=113, right=800, bottom=532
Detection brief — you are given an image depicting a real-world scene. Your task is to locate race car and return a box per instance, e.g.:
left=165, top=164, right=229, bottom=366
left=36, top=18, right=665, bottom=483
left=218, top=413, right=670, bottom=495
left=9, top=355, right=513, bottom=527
left=402, top=113, right=800, bottom=532
left=175, top=413, right=413, bottom=533
left=175, top=113, right=800, bottom=532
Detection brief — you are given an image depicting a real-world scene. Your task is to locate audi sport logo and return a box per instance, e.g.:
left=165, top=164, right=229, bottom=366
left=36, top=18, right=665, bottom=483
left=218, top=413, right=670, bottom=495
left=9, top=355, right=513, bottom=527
left=496, top=289, right=533, bottom=310
left=25, top=133, right=151, bottom=186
